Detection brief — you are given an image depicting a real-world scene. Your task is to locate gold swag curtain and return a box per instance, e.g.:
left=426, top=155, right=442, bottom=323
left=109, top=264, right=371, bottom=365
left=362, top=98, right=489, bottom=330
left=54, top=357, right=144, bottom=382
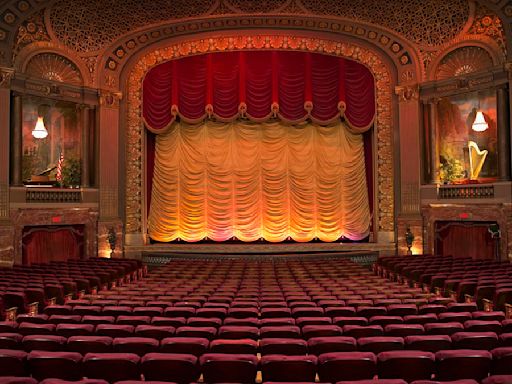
left=148, top=120, right=370, bottom=242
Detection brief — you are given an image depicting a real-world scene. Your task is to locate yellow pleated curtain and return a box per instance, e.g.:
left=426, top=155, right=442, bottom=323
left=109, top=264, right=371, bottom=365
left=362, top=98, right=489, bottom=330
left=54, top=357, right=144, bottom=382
left=148, top=120, right=370, bottom=242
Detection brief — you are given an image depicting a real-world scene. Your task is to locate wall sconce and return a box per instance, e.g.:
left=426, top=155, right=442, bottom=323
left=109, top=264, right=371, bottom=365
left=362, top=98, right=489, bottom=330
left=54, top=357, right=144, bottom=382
left=32, top=116, right=48, bottom=139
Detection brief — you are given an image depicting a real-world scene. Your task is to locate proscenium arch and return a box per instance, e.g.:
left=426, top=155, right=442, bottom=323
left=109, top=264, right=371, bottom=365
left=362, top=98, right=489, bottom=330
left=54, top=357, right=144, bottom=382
left=121, top=30, right=397, bottom=245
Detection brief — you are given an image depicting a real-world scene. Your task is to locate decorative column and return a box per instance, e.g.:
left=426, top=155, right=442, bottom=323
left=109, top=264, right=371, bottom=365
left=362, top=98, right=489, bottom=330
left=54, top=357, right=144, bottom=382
left=80, top=105, right=91, bottom=187
left=428, top=98, right=440, bottom=184
left=0, top=67, right=15, bottom=266
left=394, top=84, right=423, bottom=255
left=497, top=86, right=510, bottom=181
left=97, top=90, right=123, bottom=258
left=10, top=93, right=22, bottom=187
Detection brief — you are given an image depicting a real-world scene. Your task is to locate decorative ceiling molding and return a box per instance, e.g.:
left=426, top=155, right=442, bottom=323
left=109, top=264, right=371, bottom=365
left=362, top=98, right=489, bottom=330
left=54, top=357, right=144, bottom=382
left=98, top=15, right=420, bottom=89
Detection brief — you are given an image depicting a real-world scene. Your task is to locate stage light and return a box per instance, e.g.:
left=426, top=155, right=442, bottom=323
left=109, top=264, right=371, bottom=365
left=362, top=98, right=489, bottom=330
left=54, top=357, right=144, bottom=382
left=32, top=116, right=48, bottom=139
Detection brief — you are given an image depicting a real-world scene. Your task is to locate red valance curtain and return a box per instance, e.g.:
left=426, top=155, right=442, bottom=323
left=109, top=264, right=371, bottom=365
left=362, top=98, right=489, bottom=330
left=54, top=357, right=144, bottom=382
left=143, top=51, right=375, bottom=131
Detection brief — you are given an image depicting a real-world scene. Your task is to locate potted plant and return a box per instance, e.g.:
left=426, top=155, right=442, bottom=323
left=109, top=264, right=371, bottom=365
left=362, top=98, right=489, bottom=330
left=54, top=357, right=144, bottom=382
left=62, top=157, right=81, bottom=188
left=439, top=157, right=465, bottom=184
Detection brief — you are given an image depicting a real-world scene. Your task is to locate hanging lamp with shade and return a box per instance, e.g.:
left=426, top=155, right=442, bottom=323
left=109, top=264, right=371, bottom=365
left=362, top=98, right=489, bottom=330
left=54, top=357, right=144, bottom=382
left=472, top=110, right=488, bottom=132
left=471, top=96, right=488, bottom=132
left=32, top=116, right=48, bottom=139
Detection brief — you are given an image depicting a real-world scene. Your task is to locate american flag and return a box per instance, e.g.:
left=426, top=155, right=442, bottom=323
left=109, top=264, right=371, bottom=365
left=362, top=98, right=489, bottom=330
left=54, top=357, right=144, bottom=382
left=56, top=152, right=64, bottom=182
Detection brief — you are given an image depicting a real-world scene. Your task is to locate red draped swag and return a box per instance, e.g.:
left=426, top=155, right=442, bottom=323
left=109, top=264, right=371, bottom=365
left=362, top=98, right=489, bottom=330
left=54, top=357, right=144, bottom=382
left=142, top=51, right=375, bottom=241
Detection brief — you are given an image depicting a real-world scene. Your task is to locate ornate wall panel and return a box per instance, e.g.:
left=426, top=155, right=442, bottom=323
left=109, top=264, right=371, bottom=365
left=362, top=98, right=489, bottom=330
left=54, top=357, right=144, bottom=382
left=125, top=33, right=395, bottom=239
left=435, top=46, right=494, bottom=80
left=25, top=52, right=82, bottom=85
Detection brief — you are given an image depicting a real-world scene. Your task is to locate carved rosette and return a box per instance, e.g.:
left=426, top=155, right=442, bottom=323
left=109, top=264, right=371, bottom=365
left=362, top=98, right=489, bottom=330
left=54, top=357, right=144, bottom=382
left=125, top=34, right=394, bottom=237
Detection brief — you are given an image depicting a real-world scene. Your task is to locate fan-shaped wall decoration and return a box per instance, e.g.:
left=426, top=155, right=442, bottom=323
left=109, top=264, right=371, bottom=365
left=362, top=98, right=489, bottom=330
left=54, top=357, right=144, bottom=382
left=25, top=53, right=83, bottom=86
left=436, top=46, right=494, bottom=80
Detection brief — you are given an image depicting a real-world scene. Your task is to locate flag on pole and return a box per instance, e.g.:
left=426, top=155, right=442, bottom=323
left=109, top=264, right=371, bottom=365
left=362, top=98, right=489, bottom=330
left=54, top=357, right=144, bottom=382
left=56, top=152, right=64, bottom=182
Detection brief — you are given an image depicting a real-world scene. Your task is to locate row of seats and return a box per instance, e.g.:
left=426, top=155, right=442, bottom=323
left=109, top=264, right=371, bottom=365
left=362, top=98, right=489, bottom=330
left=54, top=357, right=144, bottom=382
left=375, top=256, right=512, bottom=311
left=1, top=348, right=512, bottom=383
left=0, top=259, right=143, bottom=317
left=1, top=331, right=512, bottom=354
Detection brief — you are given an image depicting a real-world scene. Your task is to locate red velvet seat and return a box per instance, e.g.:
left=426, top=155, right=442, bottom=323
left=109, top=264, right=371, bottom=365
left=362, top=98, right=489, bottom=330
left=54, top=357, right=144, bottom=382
left=0, top=349, right=28, bottom=376
left=81, top=315, right=115, bottom=325
left=151, top=316, right=186, bottom=327
left=384, top=323, right=425, bottom=337
left=16, top=314, right=49, bottom=324
left=387, top=304, right=418, bottom=316
left=101, top=306, right=133, bottom=317
left=317, top=351, right=377, bottom=382
left=96, top=324, right=134, bottom=338
left=472, top=311, right=506, bottom=322
left=357, top=306, right=388, bottom=318
left=482, top=375, right=512, bottom=384
left=217, top=325, right=259, bottom=340
left=451, top=331, right=499, bottom=350
left=27, top=351, right=82, bottom=381
left=226, top=307, right=258, bottom=318
left=82, top=353, right=141, bottom=383
left=260, top=325, right=302, bottom=339
left=134, top=325, right=175, bottom=340
left=131, top=307, right=163, bottom=317
left=295, top=316, right=332, bottom=326
left=0, top=377, right=38, bottom=384
left=464, top=320, right=502, bottom=333
left=44, top=305, right=73, bottom=316
left=48, top=315, right=82, bottom=324
left=404, top=314, right=438, bottom=324
left=307, top=336, right=357, bottom=355
left=0, top=322, right=18, bottom=333
left=223, top=317, right=259, bottom=327
left=67, top=335, right=113, bottom=354
left=358, top=336, right=404, bottom=354
left=112, top=337, right=159, bottom=356
left=259, top=318, right=295, bottom=327
left=418, top=305, right=447, bottom=315
left=140, top=352, right=199, bottom=383
left=377, top=350, right=435, bottom=382
left=261, top=308, right=292, bottom=318
left=324, top=307, right=357, bottom=317
left=333, top=316, right=369, bottom=326
left=186, top=317, right=222, bottom=328
left=209, top=338, right=258, bottom=354
left=116, top=316, right=151, bottom=326
left=22, top=335, right=66, bottom=352
left=160, top=337, right=209, bottom=357
left=447, top=302, right=478, bottom=313
left=261, top=354, right=317, bottom=382
left=438, top=312, right=472, bottom=323
left=175, top=326, right=217, bottom=340
left=195, top=307, right=227, bottom=319
left=200, top=353, right=258, bottom=384
left=260, top=338, right=308, bottom=355
left=404, top=335, right=452, bottom=352
left=73, top=306, right=102, bottom=316
left=435, top=349, right=492, bottom=381
left=342, top=325, right=384, bottom=338
left=56, top=323, right=94, bottom=337
left=163, top=307, right=196, bottom=318
left=302, top=324, right=343, bottom=339
left=424, top=322, right=464, bottom=336
left=18, top=322, right=55, bottom=336
left=491, top=347, right=512, bottom=375
left=0, top=333, right=23, bottom=349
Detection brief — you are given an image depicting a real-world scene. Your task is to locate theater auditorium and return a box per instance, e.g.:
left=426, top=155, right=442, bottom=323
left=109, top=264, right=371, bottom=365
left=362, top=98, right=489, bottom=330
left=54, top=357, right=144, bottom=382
left=0, top=0, right=512, bottom=383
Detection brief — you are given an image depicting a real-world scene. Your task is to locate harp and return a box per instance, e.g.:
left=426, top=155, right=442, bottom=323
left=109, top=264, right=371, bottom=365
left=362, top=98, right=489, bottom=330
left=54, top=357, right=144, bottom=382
left=468, top=140, right=487, bottom=180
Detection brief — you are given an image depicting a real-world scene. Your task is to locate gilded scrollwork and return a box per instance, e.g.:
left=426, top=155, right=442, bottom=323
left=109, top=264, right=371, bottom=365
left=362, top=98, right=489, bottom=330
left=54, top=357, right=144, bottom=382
left=0, top=67, right=14, bottom=87
left=125, top=34, right=395, bottom=236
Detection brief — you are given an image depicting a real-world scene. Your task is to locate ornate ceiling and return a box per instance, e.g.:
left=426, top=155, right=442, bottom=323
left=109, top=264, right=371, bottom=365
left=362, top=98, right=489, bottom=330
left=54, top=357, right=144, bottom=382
left=0, top=0, right=509, bottom=86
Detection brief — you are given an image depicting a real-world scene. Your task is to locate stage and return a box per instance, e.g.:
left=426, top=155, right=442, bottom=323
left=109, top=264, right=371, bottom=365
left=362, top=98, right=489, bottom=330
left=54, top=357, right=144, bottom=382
left=125, top=241, right=395, bottom=267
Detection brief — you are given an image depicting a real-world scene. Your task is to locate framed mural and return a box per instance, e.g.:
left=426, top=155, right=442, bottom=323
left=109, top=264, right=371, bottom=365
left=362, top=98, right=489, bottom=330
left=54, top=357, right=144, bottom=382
left=437, top=89, right=497, bottom=183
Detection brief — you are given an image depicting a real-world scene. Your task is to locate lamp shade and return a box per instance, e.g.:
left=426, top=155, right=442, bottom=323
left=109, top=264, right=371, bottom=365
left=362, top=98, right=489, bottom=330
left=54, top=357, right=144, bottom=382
left=32, top=116, right=48, bottom=139
left=471, top=111, right=488, bottom=132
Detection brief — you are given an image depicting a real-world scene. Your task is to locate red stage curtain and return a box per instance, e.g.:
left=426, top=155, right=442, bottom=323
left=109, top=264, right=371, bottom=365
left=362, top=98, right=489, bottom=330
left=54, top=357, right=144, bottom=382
left=435, top=222, right=496, bottom=260
left=22, top=226, right=84, bottom=265
left=142, top=51, right=375, bottom=131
